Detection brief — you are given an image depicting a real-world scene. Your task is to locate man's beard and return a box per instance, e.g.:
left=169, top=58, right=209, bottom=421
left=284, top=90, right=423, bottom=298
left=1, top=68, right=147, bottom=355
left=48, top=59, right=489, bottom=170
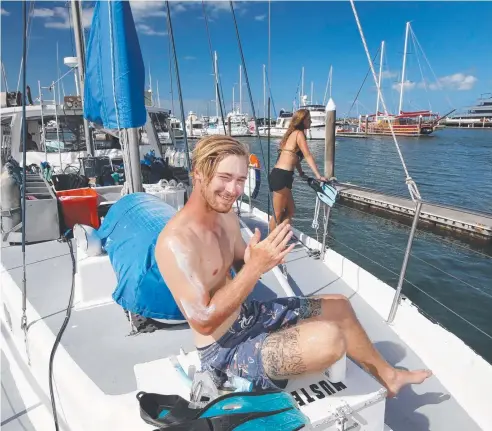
left=200, top=187, right=235, bottom=213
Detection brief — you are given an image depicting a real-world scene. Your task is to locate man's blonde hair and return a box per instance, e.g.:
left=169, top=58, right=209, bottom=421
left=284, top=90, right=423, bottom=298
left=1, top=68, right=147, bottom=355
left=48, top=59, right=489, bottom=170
left=192, top=135, right=249, bottom=183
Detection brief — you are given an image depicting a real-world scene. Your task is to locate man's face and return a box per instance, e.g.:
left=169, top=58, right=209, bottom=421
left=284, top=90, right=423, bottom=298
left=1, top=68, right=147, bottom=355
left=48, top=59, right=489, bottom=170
left=198, top=155, right=248, bottom=213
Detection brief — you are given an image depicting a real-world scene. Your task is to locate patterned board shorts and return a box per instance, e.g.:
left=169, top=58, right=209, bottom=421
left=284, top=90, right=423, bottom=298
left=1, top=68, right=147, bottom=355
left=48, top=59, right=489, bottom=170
left=197, top=296, right=321, bottom=391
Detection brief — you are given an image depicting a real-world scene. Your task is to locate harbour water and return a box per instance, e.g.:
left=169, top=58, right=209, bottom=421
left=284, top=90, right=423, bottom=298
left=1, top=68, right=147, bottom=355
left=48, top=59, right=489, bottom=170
left=235, top=128, right=492, bottom=363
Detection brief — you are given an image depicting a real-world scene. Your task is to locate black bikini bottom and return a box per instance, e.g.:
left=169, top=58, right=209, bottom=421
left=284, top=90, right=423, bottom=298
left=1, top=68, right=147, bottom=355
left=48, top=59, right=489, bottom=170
left=269, top=168, right=294, bottom=191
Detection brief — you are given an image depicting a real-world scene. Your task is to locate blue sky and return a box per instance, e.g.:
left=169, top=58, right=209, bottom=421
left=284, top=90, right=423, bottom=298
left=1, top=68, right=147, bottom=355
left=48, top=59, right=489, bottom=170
left=1, top=1, right=491, bottom=117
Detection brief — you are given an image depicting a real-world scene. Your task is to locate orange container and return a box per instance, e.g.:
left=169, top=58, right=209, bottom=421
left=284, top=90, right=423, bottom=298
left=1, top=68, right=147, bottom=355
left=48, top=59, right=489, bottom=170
left=56, top=188, right=100, bottom=229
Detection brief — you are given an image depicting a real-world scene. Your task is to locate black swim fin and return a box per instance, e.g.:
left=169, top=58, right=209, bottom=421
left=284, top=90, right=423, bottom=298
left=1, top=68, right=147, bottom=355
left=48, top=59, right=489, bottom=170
left=137, top=390, right=309, bottom=430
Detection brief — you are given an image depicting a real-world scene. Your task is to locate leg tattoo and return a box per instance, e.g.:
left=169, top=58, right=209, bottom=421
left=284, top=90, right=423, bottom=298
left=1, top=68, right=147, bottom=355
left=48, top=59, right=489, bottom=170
left=299, top=298, right=322, bottom=320
left=261, top=327, right=307, bottom=379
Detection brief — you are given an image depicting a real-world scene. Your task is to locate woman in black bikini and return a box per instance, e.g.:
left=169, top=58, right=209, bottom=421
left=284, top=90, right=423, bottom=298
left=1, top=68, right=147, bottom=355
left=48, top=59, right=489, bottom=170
left=268, top=109, right=327, bottom=232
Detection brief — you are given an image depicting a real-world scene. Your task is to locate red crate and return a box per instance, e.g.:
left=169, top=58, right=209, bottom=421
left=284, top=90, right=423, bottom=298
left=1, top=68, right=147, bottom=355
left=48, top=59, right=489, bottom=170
left=56, top=188, right=100, bottom=229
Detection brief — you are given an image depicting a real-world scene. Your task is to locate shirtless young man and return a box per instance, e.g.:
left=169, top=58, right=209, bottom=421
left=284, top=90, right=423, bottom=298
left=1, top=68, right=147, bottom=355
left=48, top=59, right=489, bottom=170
left=156, top=135, right=431, bottom=395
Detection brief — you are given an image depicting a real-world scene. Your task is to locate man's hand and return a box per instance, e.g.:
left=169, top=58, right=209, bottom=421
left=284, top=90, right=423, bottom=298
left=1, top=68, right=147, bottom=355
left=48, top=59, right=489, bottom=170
left=247, top=220, right=295, bottom=274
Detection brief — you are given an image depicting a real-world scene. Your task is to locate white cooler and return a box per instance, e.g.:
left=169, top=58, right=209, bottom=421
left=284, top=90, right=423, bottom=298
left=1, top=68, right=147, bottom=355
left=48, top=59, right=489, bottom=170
left=143, top=182, right=186, bottom=211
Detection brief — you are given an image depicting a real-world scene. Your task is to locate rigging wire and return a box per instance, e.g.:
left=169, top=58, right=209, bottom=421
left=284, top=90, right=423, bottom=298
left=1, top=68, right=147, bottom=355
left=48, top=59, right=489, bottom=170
left=410, top=30, right=432, bottom=112
left=327, top=234, right=492, bottom=341
left=165, top=1, right=192, bottom=177
left=410, top=27, right=454, bottom=111
left=345, top=47, right=380, bottom=119
left=167, top=31, right=175, bottom=115
left=330, top=210, right=492, bottom=300
left=216, top=60, right=228, bottom=119
left=201, top=1, right=227, bottom=133
left=264, top=69, right=277, bottom=118
left=20, top=0, right=28, bottom=347
left=228, top=1, right=280, bottom=231
left=16, top=0, right=35, bottom=94
left=268, top=0, right=271, bottom=94
left=267, top=97, right=271, bottom=231
left=350, top=0, right=421, bottom=202
left=334, top=199, right=492, bottom=261
left=292, top=70, right=302, bottom=110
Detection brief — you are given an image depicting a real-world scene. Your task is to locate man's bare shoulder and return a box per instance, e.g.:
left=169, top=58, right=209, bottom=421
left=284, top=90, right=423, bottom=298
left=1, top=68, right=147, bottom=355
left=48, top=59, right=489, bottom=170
left=223, top=209, right=241, bottom=232
left=158, top=216, right=196, bottom=248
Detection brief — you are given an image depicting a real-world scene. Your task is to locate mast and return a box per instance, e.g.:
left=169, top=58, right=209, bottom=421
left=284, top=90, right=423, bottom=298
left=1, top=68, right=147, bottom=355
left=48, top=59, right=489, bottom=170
left=376, top=41, right=385, bottom=118
left=148, top=66, right=153, bottom=105
left=52, top=81, right=63, bottom=169
left=56, top=42, right=61, bottom=105
left=323, top=66, right=333, bottom=105
left=301, top=66, right=304, bottom=107
left=156, top=80, right=161, bottom=108
left=310, top=81, right=314, bottom=104
left=329, top=65, right=333, bottom=99
left=232, top=86, right=235, bottom=112
left=38, top=81, right=47, bottom=161
left=239, top=64, right=242, bottom=114
left=70, top=0, right=94, bottom=155
left=1, top=61, right=8, bottom=92
left=398, top=22, right=410, bottom=114
left=214, top=51, right=219, bottom=117
left=263, top=64, right=266, bottom=119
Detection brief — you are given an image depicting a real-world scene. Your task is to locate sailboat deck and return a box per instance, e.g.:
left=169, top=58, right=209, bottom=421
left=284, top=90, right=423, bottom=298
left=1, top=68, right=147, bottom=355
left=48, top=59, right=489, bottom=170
left=1, top=214, right=482, bottom=430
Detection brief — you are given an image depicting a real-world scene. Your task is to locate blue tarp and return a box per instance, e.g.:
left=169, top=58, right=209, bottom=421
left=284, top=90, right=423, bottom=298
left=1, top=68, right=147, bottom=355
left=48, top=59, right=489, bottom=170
left=84, top=1, right=146, bottom=129
left=97, top=193, right=184, bottom=321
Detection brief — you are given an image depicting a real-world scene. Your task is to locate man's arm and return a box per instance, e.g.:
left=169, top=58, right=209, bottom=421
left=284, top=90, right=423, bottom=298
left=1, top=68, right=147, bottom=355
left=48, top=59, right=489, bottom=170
left=155, top=221, right=294, bottom=336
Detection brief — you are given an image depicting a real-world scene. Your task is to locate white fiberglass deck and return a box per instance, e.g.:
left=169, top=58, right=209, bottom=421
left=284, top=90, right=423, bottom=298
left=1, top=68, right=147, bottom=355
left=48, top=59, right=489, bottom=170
left=1, top=211, right=489, bottom=430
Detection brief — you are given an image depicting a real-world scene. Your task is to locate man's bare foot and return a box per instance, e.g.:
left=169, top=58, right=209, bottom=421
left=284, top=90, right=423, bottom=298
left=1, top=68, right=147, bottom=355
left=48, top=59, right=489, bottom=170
left=381, top=368, right=432, bottom=397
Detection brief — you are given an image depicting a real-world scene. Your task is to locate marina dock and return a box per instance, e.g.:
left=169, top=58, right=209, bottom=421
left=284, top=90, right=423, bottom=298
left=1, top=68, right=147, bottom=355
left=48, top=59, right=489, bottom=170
left=337, top=183, right=492, bottom=240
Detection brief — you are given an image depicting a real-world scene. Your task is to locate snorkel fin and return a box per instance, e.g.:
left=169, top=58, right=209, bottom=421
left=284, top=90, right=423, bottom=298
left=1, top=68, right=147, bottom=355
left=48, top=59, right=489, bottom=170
left=137, top=390, right=310, bottom=430
left=307, top=178, right=338, bottom=207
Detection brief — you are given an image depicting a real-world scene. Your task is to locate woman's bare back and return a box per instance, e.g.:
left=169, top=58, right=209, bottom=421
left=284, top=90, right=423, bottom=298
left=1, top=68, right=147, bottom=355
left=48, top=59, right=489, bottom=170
left=276, top=130, right=303, bottom=171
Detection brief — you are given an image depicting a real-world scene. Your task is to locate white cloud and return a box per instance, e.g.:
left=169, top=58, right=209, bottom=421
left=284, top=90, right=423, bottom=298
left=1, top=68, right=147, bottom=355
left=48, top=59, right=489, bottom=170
left=129, top=1, right=166, bottom=21
left=197, top=16, right=215, bottom=22
left=32, top=4, right=165, bottom=36
left=392, top=80, right=416, bottom=92
left=0, top=8, right=10, bottom=16
left=382, top=70, right=397, bottom=79
left=33, top=6, right=93, bottom=29
left=184, top=56, right=196, bottom=61
left=187, top=1, right=246, bottom=19
left=136, top=23, right=167, bottom=37
left=254, top=14, right=266, bottom=21
left=32, top=8, right=56, bottom=18
left=172, top=4, right=187, bottom=13
left=31, top=1, right=238, bottom=35
left=82, top=8, right=94, bottom=28
left=428, top=73, right=477, bottom=91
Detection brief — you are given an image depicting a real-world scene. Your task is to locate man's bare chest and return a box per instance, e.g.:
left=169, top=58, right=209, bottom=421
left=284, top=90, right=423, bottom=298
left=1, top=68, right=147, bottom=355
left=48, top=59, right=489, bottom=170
left=197, top=229, right=235, bottom=291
